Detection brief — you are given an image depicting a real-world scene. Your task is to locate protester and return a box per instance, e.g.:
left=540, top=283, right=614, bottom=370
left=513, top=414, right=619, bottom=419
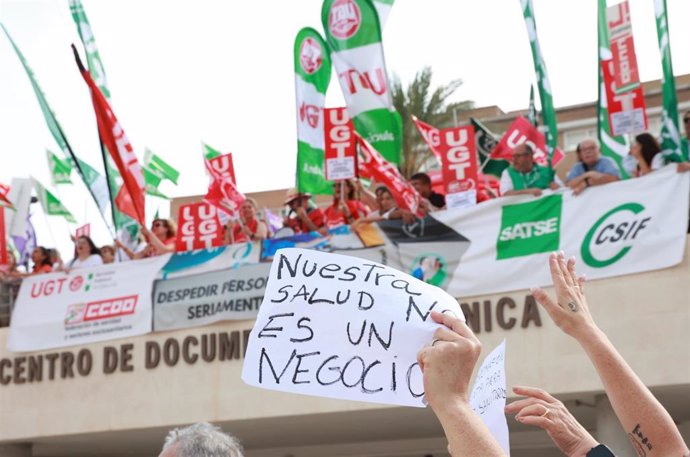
left=505, top=386, right=605, bottom=456
left=410, top=172, right=445, bottom=210
left=352, top=185, right=397, bottom=227
left=282, top=188, right=326, bottom=235
left=0, top=251, right=19, bottom=279
left=629, top=133, right=664, bottom=177
left=417, top=311, right=506, bottom=456
left=49, top=248, right=64, bottom=271
left=158, top=422, right=244, bottom=457
left=500, top=143, right=560, bottom=196
left=513, top=251, right=690, bottom=456
left=13, top=246, right=54, bottom=276
left=565, top=138, right=620, bottom=195
left=324, top=179, right=369, bottom=227
left=228, top=198, right=268, bottom=243
left=67, top=236, right=103, bottom=270
left=100, top=245, right=116, bottom=264
left=118, top=219, right=176, bottom=259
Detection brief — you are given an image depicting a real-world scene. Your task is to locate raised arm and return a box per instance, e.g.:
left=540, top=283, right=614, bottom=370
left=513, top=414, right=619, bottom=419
left=531, top=252, right=689, bottom=457
left=417, top=311, right=506, bottom=457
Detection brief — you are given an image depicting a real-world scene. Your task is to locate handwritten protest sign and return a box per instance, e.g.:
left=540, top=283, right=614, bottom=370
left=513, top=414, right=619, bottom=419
left=242, top=248, right=464, bottom=407
left=470, top=339, right=509, bottom=455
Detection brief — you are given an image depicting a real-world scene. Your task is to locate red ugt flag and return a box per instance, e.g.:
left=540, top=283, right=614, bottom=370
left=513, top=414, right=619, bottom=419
left=73, top=46, right=146, bottom=225
left=356, top=133, right=423, bottom=217
left=0, top=183, right=14, bottom=209
left=490, top=116, right=564, bottom=166
left=411, top=115, right=442, bottom=163
left=204, top=153, right=246, bottom=220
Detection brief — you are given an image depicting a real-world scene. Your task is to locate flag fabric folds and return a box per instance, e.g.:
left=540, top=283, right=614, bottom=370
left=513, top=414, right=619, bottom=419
left=32, top=178, right=76, bottom=224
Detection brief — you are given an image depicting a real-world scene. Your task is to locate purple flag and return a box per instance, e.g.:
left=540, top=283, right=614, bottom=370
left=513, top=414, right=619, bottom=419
left=12, top=215, right=36, bottom=269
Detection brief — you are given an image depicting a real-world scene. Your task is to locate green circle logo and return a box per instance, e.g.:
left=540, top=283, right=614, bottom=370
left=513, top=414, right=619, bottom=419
left=581, top=203, right=646, bottom=268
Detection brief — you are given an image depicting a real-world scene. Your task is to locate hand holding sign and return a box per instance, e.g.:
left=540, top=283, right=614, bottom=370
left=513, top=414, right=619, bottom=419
left=242, top=248, right=464, bottom=407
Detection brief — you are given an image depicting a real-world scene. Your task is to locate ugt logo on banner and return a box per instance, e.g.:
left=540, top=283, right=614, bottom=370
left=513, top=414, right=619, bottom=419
left=438, top=126, right=478, bottom=194
left=177, top=202, right=225, bottom=252
left=324, top=107, right=356, bottom=181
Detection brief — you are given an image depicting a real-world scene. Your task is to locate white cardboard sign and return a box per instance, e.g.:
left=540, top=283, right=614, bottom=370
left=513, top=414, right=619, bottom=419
left=470, top=339, right=510, bottom=455
left=242, top=248, right=464, bottom=407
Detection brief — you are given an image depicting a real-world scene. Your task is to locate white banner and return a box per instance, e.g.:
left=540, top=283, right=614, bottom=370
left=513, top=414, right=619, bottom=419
left=439, top=165, right=689, bottom=297
left=8, top=255, right=171, bottom=352
left=154, top=263, right=270, bottom=331
left=242, top=248, right=463, bottom=408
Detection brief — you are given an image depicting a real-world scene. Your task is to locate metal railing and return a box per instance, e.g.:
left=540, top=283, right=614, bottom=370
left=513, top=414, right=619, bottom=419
left=0, top=279, right=21, bottom=327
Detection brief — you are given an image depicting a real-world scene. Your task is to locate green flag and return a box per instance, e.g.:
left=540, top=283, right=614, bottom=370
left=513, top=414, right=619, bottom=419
left=46, top=149, right=73, bottom=185
left=294, top=27, right=333, bottom=195
left=143, top=166, right=170, bottom=200
left=32, top=178, right=76, bottom=223
left=527, top=85, right=538, bottom=127
left=322, top=0, right=402, bottom=165
left=69, top=0, right=110, bottom=99
left=597, top=0, right=630, bottom=178
left=519, top=0, right=558, bottom=160
left=1, top=23, right=112, bottom=223
left=654, top=0, right=685, bottom=162
left=144, top=148, right=180, bottom=185
left=203, top=143, right=222, bottom=160
left=470, top=118, right=509, bottom=178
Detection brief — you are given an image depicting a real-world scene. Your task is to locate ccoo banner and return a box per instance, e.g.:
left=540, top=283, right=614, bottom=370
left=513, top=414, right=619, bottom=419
left=9, top=255, right=171, bottom=352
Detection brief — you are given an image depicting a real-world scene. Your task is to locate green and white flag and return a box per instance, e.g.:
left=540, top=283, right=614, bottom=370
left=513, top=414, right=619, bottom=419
left=69, top=0, right=110, bottom=99
left=372, top=0, right=395, bottom=28
left=527, top=85, right=538, bottom=127
left=31, top=178, right=76, bottom=224
left=322, top=0, right=402, bottom=165
left=143, top=166, right=170, bottom=200
left=519, top=0, right=558, bottom=160
left=653, top=0, right=685, bottom=162
left=294, top=27, right=332, bottom=195
left=144, top=148, right=180, bottom=185
left=46, top=149, right=73, bottom=185
left=1, top=23, right=111, bottom=222
left=597, top=0, right=630, bottom=178
left=203, top=143, right=222, bottom=161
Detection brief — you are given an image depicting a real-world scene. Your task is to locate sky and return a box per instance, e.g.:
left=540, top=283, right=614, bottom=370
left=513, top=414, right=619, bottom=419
left=0, top=0, right=689, bottom=255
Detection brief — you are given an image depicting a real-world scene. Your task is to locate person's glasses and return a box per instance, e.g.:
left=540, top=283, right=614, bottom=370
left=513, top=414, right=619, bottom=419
left=153, top=222, right=166, bottom=228
left=513, top=152, right=531, bottom=158
left=684, top=118, right=690, bottom=124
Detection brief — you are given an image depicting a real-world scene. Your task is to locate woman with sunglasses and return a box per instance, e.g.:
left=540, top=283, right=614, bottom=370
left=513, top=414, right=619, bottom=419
left=227, top=198, right=268, bottom=244
left=116, top=218, right=177, bottom=259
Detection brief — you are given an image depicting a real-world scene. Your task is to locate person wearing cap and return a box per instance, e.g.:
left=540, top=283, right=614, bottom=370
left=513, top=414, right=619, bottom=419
left=283, top=188, right=326, bottom=235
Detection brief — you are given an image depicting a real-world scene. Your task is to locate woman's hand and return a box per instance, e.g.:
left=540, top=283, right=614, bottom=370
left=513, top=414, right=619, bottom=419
left=531, top=252, right=597, bottom=341
left=506, top=386, right=598, bottom=457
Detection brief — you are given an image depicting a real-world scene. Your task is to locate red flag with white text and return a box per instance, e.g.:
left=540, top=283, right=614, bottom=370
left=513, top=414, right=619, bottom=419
left=356, top=133, right=423, bottom=216
left=74, top=47, right=146, bottom=225
left=176, top=202, right=225, bottom=252
left=0, top=210, right=7, bottom=267
left=490, top=116, right=564, bottom=166
left=75, top=223, right=91, bottom=238
left=438, top=126, right=479, bottom=194
left=412, top=116, right=442, bottom=163
left=324, top=107, right=356, bottom=181
left=204, top=153, right=246, bottom=220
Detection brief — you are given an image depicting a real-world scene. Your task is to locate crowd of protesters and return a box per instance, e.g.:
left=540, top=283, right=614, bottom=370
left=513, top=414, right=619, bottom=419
left=3, top=114, right=690, bottom=279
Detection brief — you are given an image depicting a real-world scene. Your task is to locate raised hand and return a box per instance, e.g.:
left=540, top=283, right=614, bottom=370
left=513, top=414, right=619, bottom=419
left=530, top=252, right=597, bottom=340
left=505, top=386, right=598, bottom=457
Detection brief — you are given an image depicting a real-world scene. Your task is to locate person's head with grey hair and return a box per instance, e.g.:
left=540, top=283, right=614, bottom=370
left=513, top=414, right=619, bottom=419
left=159, top=422, right=244, bottom=457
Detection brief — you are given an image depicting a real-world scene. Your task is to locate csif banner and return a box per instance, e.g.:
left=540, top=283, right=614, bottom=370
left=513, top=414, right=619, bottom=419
left=322, top=0, right=402, bottom=165
left=294, top=27, right=333, bottom=195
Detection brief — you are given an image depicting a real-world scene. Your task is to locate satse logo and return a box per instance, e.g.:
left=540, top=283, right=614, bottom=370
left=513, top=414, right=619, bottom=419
left=329, top=0, right=361, bottom=39
left=497, top=195, right=562, bottom=260
left=580, top=203, right=650, bottom=268
left=299, top=37, right=323, bottom=74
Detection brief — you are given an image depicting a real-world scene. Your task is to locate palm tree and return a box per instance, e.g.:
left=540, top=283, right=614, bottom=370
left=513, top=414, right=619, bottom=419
left=391, top=67, right=473, bottom=178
